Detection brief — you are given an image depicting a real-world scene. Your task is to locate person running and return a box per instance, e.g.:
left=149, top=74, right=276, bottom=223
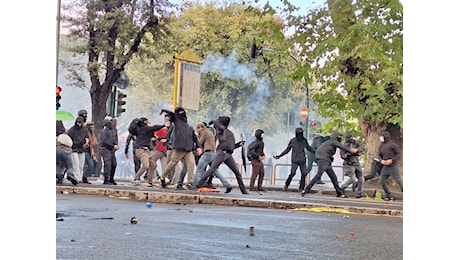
left=273, top=128, right=314, bottom=192
left=191, top=122, right=233, bottom=193
left=195, top=116, right=248, bottom=194
left=307, top=135, right=330, bottom=185
left=247, top=129, right=266, bottom=192
left=378, top=131, right=403, bottom=201
left=301, top=133, right=358, bottom=198
left=339, top=132, right=365, bottom=198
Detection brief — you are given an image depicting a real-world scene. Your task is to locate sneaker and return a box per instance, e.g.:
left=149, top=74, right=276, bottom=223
left=176, top=184, right=185, bottom=190
left=384, top=197, right=394, bottom=201
left=132, top=180, right=141, bottom=186
left=66, top=176, right=78, bottom=185
left=110, top=180, right=117, bottom=185
left=257, top=187, right=266, bottom=192
left=103, top=180, right=113, bottom=185
left=316, top=180, right=325, bottom=184
left=186, top=184, right=193, bottom=190
left=82, top=177, right=91, bottom=184
left=160, top=179, right=166, bottom=188
left=301, top=189, right=310, bottom=197
left=242, top=190, right=249, bottom=195
left=225, top=187, right=233, bottom=193
left=148, top=183, right=154, bottom=187
left=249, top=187, right=256, bottom=191
left=283, top=184, right=288, bottom=192
left=355, top=195, right=364, bottom=199
left=338, top=194, right=347, bottom=198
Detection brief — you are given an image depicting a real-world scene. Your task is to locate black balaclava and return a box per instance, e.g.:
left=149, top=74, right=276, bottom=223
left=75, top=116, right=85, bottom=128
left=218, top=116, right=231, bottom=127
left=345, top=132, right=354, bottom=143
left=295, top=128, right=304, bottom=140
left=175, top=107, right=187, bottom=122
left=255, top=129, right=264, bottom=140
left=78, top=109, right=88, bottom=122
left=381, top=131, right=391, bottom=143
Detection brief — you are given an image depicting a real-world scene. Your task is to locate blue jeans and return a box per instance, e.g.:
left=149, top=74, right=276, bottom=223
left=340, top=165, right=364, bottom=196
left=56, top=147, right=76, bottom=182
left=193, top=151, right=231, bottom=188
left=83, top=151, right=95, bottom=178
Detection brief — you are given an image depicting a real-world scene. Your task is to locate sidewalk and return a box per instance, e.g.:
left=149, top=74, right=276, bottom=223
left=56, top=177, right=403, bottom=217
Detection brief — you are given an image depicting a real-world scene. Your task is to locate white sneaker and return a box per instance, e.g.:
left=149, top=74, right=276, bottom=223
left=132, top=180, right=141, bottom=186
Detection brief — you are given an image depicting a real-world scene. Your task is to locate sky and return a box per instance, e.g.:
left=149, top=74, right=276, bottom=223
left=0, top=0, right=457, bottom=258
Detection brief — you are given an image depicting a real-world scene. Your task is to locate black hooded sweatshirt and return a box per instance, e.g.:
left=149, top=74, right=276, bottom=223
left=247, top=129, right=265, bottom=161
left=100, top=119, right=118, bottom=150
left=67, top=116, right=90, bottom=153
left=277, top=128, right=314, bottom=163
left=378, top=131, right=400, bottom=163
left=315, top=133, right=355, bottom=163
left=160, top=108, right=200, bottom=152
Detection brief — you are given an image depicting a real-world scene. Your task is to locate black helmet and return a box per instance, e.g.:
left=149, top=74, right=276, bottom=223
left=78, top=109, right=88, bottom=116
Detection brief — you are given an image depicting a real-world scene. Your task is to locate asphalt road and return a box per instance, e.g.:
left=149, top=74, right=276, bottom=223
left=57, top=193, right=403, bottom=260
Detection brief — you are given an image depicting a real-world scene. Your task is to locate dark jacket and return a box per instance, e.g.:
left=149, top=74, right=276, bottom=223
left=135, top=123, right=164, bottom=149
left=378, top=131, right=400, bottom=163
left=315, top=133, right=355, bottom=163
left=161, top=109, right=200, bottom=152
left=124, top=133, right=139, bottom=155
left=99, top=120, right=118, bottom=151
left=212, top=116, right=239, bottom=153
left=340, top=133, right=365, bottom=166
left=247, top=129, right=265, bottom=161
left=277, top=132, right=314, bottom=163
left=67, top=116, right=90, bottom=153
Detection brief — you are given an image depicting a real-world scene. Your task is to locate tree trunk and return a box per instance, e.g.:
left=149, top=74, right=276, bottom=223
left=328, top=0, right=403, bottom=183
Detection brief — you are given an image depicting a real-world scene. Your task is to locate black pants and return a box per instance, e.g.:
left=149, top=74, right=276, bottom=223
left=198, top=150, right=247, bottom=193
left=364, top=160, right=383, bottom=181
left=101, top=149, right=117, bottom=181
left=285, top=161, right=308, bottom=190
left=304, top=159, right=343, bottom=196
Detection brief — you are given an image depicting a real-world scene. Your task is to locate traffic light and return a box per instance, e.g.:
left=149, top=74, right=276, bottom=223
left=116, top=90, right=127, bottom=117
left=56, top=86, right=62, bottom=110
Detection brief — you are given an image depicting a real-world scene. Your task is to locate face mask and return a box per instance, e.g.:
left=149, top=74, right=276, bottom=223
left=380, top=136, right=385, bottom=142
left=337, top=136, right=342, bottom=142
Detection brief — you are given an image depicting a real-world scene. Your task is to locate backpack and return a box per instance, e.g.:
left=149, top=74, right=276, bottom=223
left=128, top=118, right=141, bottom=135
left=311, top=135, right=330, bottom=151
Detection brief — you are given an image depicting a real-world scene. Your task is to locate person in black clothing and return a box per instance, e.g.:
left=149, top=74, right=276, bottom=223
left=378, top=131, right=403, bottom=201
left=301, top=133, right=358, bottom=197
left=124, top=133, right=142, bottom=177
left=196, top=116, right=248, bottom=194
left=132, top=117, right=165, bottom=186
left=247, top=129, right=266, bottom=191
left=99, top=118, right=119, bottom=185
left=274, top=128, right=314, bottom=192
left=307, top=135, right=331, bottom=185
left=159, top=107, right=202, bottom=189
left=339, top=132, right=365, bottom=198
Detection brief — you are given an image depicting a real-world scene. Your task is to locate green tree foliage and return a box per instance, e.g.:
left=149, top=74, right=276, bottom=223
left=128, top=1, right=308, bottom=137
left=251, top=0, right=403, bottom=173
left=60, top=0, right=176, bottom=133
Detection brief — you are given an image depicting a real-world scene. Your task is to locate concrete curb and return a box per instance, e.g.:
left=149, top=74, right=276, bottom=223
left=56, top=186, right=402, bottom=217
